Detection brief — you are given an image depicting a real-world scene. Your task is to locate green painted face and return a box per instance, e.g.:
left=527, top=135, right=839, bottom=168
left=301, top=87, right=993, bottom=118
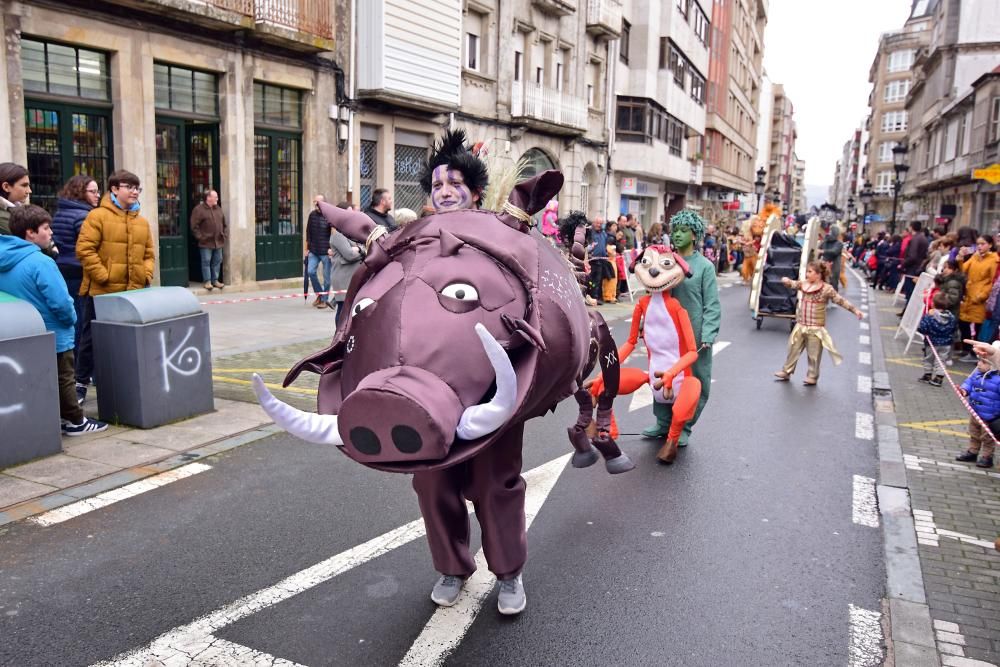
left=670, top=226, right=694, bottom=251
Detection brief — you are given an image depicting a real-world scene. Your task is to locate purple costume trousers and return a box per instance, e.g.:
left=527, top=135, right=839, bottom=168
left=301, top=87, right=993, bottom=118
left=411, top=422, right=526, bottom=580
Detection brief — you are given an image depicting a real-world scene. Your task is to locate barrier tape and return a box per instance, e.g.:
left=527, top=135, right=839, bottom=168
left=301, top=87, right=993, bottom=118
left=925, top=335, right=1000, bottom=449
left=199, top=289, right=347, bottom=306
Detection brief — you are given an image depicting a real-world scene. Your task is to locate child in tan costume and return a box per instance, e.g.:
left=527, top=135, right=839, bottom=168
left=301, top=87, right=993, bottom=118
left=774, top=261, right=864, bottom=385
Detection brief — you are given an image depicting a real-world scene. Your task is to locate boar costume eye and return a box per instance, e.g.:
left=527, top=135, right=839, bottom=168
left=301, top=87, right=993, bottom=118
left=441, top=283, right=479, bottom=302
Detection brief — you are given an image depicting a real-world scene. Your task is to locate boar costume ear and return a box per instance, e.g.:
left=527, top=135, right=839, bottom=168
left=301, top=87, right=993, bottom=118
left=499, top=169, right=564, bottom=232
left=318, top=201, right=377, bottom=245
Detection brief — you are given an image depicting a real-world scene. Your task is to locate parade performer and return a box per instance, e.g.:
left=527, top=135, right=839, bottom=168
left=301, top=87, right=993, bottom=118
left=774, top=260, right=864, bottom=385
left=668, top=209, right=721, bottom=447
left=589, top=244, right=702, bottom=464
left=251, top=129, right=631, bottom=617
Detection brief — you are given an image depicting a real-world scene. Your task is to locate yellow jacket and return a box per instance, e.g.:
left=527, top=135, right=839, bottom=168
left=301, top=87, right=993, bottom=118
left=960, top=251, right=998, bottom=324
left=77, top=194, right=155, bottom=296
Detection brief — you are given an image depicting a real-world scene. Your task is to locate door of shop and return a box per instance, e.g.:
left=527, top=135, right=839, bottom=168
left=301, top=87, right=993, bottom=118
left=156, top=120, right=219, bottom=287
left=254, top=130, right=302, bottom=281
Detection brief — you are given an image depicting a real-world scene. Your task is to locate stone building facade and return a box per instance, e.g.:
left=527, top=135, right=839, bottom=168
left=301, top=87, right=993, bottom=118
left=347, top=0, right=618, bottom=223
left=766, top=82, right=795, bottom=206
left=0, top=0, right=350, bottom=288
left=863, top=6, right=932, bottom=226
left=697, top=0, right=767, bottom=221
left=607, top=0, right=710, bottom=231
left=904, top=0, right=1000, bottom=232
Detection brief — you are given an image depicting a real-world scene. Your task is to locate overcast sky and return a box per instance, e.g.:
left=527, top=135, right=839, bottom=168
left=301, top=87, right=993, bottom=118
left=762, top=0, right=914, bottom=191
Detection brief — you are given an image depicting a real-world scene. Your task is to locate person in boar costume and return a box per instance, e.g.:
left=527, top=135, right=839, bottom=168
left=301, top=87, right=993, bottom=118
left=252, top=130, right=632, bottom=616
left=588, top=244, right=702, bottom=464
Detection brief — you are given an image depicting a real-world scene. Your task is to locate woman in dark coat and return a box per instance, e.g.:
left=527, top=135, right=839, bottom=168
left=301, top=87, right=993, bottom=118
left=51, top=175, right=99, bottom=349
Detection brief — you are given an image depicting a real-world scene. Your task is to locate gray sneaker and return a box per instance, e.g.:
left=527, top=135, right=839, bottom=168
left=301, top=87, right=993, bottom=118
left=430, top=575, right=464, bottom=607
left=497, top=574, right=526, bottom=615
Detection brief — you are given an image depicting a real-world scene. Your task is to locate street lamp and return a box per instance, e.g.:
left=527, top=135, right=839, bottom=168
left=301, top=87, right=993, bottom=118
left=754, top=167, right=766, bottom=213
left=859, top=181, right=874, bottom=232
left=890, top=144, right=910, bottom=235
left=847, top=195, right=855, bottom=225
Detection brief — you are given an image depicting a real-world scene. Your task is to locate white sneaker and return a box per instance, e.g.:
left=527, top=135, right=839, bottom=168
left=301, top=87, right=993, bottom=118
left=497, top=574, right=526, bottom=615
left=430, top=575, right=465, bottom=607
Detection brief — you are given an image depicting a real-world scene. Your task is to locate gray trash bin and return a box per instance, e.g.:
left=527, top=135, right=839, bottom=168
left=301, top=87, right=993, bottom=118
left=0, top=292, right=61, bottom=467
left=92, top=287, right=214, bottom=428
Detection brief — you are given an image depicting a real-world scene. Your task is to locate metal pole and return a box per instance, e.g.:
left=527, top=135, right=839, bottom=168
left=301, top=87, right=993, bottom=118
left=890, top=182, right=900, bottom=236
left=756, top=193, right=761, bottom=213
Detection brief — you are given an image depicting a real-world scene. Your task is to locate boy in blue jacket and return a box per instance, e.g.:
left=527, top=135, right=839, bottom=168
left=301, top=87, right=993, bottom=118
left=917, top=291, right=957, bottom=387
left=0, top=206, right=107, bottom=436
left=955, top=341, right=1000, bottom=468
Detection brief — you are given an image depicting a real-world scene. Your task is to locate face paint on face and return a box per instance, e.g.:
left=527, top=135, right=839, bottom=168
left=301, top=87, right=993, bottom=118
left=431, top=164, right=477, bottom=212
left=670, top=226, right=694, bottom=252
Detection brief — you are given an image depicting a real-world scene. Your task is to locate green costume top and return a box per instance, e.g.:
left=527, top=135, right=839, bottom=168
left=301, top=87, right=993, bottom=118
left=672, top=251, right=721, bottom=347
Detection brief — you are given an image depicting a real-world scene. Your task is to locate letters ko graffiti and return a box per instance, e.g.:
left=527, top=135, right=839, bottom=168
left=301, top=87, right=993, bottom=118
left=160, top=326, right=202, bottom=392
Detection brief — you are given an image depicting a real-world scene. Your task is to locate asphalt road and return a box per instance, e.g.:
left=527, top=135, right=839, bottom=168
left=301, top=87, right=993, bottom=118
left=0, top=274, right=884, bottom=666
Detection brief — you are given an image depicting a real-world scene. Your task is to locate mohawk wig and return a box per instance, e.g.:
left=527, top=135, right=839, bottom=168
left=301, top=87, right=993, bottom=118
left=669, top=209, right=706, bottom=240
left=418, top=129, right=490, bottom=203
left=558, top=210, right=589, bottom=252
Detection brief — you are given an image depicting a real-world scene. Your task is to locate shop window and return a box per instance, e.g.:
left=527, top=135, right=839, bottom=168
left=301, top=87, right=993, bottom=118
left=359, top=138, right=378, bottom=210
left=254, top=82, right=302, bottom=129
left=22, top=38, right=109, bottom=101
left=154, top=63, right=218, bottom=117
left=22, top=38, right=112, bottom=213
left=394, top=142, right=428, bottom=213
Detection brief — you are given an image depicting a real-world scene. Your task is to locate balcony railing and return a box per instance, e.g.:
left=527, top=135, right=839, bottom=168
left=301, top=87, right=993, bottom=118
left=586, top=0, right=622, bottom=37
left=255, top=0, right=333, bottom=39
left=512, top=82, right=587, bottom=130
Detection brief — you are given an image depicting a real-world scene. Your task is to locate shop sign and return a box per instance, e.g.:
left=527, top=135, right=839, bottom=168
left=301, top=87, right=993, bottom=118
left=972, top=164, right=1000, bottom=185
left=621, top=177, right=654, bottom=196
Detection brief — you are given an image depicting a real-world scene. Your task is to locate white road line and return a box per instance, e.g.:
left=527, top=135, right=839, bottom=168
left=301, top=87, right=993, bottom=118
left=181, top=636, right=307, bottom=666
left=859, top=351, right=871, bottom=365
left=851, top=475, right=879, bottom=528
left=903, top=454, right=1000, bottom=481
left=848, top=604, right=884, bottom=667
left=93, top=455, right=570, bottom=667
left=860, top=321, right=870, bottom=331
left=859, top=335, right=870, bottom=346
left=855, top=413, right=874, bottom=440
left=910, top=510, right=997, bottom=550
left=712, top=341, right=731, bottom=355
left=30, top=463, right=212, bottom=527
left=629, top=384, right=654, bottom=412
left=857, top=375, right=872, bottom=394
left=398, top=454, right=569, bottom=667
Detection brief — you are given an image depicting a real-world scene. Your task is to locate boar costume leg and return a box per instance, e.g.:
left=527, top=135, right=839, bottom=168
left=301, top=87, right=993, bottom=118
left=412, top=422, right=527, bottom=580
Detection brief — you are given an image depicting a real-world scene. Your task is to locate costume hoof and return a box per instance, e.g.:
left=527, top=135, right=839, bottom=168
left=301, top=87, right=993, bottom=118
left=656, top=438, right=679, bottom=464
left=604, top=453, right=635, bottom=474
left=571, top=446, right=600, bottom=468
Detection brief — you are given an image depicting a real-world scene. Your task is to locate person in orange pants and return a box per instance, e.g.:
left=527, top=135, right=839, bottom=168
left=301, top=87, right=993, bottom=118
left=590, top=243, right=703, bottom=463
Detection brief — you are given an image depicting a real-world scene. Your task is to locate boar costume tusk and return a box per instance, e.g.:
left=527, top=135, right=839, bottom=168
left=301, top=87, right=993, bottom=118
left=252, top=373, right=344, bottom=446
left=456, top=323, right=518, bottom=440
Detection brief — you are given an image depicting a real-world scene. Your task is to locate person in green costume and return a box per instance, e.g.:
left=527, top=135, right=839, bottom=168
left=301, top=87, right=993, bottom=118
left=642, top=209, right=721, bottom=446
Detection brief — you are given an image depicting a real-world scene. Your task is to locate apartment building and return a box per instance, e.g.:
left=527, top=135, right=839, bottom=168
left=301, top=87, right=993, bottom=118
left=767, top=82, right=796, bottom=206
left=609, top=0, right=710, bottom=230
left=351, top=0, right=618, bottom=221
left=905, top=0, right=1000, bottom=231
left=0, top=0, right=348, bottom=288
left=697, top=0, right=767, bottom=220
left=791, top=155, right=805, bottom=213
left=863, top=4, right=932, bottom=226
left=830, top=128, right=862, bottom=212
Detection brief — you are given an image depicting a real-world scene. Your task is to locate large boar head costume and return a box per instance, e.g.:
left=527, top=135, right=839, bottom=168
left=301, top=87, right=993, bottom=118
left=253, top=170, right=633, bottom=475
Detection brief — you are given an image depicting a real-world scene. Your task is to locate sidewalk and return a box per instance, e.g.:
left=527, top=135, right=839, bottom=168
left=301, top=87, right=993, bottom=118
left=0, top=282, right=648, bottom=525
left=873, top=287, right=1000, bottom=667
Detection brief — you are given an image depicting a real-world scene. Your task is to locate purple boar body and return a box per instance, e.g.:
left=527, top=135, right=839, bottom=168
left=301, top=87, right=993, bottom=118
left=285, top=205, right=594, bottom=472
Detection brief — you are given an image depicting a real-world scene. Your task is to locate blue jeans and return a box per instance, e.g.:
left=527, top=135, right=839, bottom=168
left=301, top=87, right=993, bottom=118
left=200, top=247, right=223, bottom=283
left=307, top=252, right=332, bottom=301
